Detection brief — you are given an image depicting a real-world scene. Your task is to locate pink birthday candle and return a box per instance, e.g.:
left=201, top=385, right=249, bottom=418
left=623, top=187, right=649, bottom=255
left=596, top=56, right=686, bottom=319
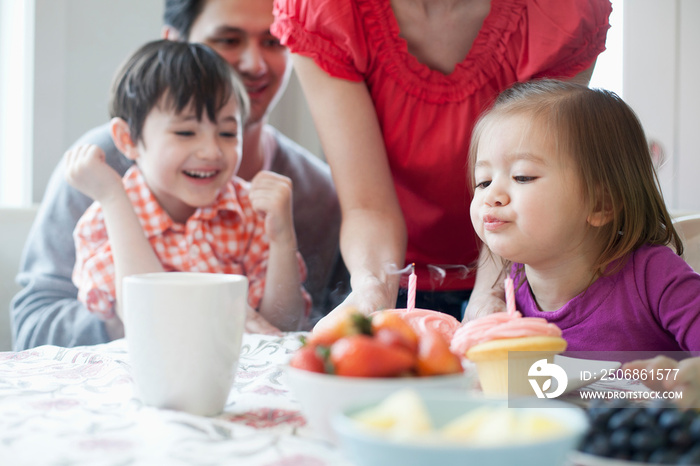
left=407, top=263, right=417, bottom=312
left=505, top=276, right=516, bottom=315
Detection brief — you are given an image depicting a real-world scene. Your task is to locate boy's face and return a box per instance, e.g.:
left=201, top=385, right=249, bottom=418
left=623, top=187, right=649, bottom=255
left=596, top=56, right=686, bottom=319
left=132, top=96, right=243, bottom=223
left=470, top=113, right=595, bottom=269
left=188, top=0, right=291, bottom=126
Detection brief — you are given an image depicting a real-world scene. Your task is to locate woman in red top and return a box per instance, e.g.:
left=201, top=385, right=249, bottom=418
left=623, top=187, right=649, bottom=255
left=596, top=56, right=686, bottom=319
left=271, top=0, right=612, bottom=324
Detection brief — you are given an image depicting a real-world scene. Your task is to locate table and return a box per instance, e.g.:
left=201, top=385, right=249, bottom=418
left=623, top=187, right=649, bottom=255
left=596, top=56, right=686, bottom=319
left=0, top=333, right=354, bottom=465
left=0, top=333, right=655, bottom=466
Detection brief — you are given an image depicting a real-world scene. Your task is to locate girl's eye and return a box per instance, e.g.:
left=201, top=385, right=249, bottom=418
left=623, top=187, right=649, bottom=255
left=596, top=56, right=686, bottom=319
left=513, top=176, right=537, bottom=183
left=175, top=131, right=195, bottom=137
left=475, top=180, right=491, bottom=189
left=220, top=132, right=237, bottom=138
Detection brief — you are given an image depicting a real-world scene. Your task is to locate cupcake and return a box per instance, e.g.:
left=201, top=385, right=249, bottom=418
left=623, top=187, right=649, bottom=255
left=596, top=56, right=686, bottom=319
left=451, top=311, right=566, bottom=396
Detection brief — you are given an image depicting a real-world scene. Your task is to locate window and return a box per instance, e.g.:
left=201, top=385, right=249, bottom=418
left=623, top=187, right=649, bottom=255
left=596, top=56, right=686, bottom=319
left=0, top=0, right=33, bottom=206
left=589, top=0, right=623, bottom=97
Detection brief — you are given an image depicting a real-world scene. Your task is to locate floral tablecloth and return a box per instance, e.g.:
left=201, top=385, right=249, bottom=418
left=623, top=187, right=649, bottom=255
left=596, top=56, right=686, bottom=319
left=0, top=333, right=354, bottom=466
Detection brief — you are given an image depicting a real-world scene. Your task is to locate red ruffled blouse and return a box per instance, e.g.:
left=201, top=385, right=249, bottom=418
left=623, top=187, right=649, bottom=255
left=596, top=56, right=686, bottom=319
left=272, top=0, right=612, bottom=291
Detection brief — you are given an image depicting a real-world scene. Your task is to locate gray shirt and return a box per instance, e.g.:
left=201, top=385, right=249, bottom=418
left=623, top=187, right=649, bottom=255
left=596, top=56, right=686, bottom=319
left=11, top=123, right=346, bottom=350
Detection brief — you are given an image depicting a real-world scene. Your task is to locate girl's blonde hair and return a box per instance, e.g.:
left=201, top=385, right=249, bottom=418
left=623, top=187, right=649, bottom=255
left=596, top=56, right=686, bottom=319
left=469, top=79, right=682, bottom=278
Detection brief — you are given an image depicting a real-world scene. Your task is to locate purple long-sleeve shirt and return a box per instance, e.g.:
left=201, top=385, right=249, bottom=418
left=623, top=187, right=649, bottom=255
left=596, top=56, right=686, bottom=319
left=515, top=244, right=700, bottom=352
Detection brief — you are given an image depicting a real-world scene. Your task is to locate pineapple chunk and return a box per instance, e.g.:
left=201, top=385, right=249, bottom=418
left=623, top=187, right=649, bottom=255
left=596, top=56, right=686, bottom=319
left=442, top=407, right=567, bottom=445
left=352, top=389, right=433, bottom=437
left=442, top=408, right=519, bottom=445
left=518, top=413, right=564, bottom=440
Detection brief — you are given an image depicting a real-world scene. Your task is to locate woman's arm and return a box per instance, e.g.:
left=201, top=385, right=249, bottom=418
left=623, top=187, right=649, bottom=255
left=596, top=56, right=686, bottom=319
left=463, top=245, right=507, bottom=321
left=566, top=61, right=597, bottom=86
left=292, top=55, right=407, bottom=320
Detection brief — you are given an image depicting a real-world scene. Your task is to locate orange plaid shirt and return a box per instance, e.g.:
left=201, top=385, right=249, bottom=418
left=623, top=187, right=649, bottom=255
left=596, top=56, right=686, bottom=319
left=73, top=166, right=310, bottom=319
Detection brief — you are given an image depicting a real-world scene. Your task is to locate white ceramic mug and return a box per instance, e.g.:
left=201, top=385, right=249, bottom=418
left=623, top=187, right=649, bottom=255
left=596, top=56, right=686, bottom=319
left=123, top=272, right=247, bottom=416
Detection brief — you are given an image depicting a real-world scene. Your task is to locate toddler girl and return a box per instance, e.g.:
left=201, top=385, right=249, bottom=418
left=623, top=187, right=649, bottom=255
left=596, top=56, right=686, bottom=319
left=466, top=79, right=699, bottom=352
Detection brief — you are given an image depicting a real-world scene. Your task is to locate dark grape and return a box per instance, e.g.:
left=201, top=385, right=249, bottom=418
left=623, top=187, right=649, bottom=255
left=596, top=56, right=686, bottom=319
left=658, top=409, right=686, bottom=431
left=690, top=416, right=700, bottom=441
left=608, top=408, right=638, bottom=430
left=646, top=399, right=675, bottom=418
left=669, top=427, right=694, bottom=450
left=630, top=428, right=664, bottom=452
left=633, top=409, right=657, bottom=430
left=630, top=450, right=650, bottom=463
left=580, top=433, right=613, bottom=457
left=609, top=428, right=632, bottom=450
left=648, top=448, right=682, bottom=464
left=678, top=445, right=700, bottom=465
left=611, top=450, right=632, bottom=461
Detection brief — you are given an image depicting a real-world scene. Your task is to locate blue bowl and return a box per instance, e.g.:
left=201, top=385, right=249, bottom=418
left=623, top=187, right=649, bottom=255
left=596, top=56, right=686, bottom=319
left=332, top=390, right=588, bottom=466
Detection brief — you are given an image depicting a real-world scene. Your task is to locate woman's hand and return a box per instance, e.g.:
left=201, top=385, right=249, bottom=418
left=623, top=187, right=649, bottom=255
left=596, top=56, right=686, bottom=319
left=463, top=286, right=507, bottom=321
left=313, top=273, right=394, bottom=334
left=63, top=144, right=124, bottom=203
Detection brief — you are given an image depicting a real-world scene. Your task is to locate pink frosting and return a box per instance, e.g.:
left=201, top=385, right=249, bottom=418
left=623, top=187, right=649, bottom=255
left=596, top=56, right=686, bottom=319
left=380, top=309, right=461, bottom=342
left=450, top=311, right=562, bottom=354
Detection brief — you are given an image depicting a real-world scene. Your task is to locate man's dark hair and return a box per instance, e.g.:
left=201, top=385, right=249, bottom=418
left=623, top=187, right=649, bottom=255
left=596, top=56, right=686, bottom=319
left=109, top=39, right=249, bottom=144
left=163, top=0, right=204, bottom=40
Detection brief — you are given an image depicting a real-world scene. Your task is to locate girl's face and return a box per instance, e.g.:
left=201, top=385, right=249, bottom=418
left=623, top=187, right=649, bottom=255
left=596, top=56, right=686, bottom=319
left=470, top=113, right=596, bottom=269
left=131, top=96, right=243, bottom=224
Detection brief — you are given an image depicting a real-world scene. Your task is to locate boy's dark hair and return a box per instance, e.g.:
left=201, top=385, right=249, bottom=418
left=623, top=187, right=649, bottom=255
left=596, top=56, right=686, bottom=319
left=109, top=39, right=249, bottom=144
left=163, top=0, right=204, bottom=40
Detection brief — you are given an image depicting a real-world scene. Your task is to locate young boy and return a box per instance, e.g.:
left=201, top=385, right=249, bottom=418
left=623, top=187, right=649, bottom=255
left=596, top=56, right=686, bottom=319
left=65, top=40, right=310, bottom=333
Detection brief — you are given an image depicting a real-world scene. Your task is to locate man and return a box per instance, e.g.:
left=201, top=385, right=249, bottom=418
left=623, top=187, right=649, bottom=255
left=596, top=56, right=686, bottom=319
left=11, top=0, right=345, bottom=349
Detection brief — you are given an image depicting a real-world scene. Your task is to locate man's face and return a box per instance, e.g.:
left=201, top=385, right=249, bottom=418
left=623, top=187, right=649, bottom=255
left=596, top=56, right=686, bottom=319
left=188, top=0, right=291, bottom=126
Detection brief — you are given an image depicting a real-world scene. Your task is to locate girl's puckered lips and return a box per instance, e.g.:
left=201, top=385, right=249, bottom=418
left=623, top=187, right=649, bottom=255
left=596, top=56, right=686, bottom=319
left=482, top=214, right=508, bottom=231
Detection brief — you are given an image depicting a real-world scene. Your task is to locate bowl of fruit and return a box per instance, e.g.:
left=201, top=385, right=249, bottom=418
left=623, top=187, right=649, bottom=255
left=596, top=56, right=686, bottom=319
left=284, top=309, right=475, bottom=442
left=332, top=388, right=589, bottom=466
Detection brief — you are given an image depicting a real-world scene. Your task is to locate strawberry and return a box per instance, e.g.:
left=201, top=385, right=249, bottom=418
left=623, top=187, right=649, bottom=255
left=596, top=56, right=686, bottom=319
left=371, top=311, right=419, bottom=353
left=308, top=307, right=372, bottom=347
left=289, top=344, right=327, bottom=373
left=415, top=329, right=464, bottom=376
left=374, top=327, right=418, bottom=354
left=330, top=335, right=416, bottom=377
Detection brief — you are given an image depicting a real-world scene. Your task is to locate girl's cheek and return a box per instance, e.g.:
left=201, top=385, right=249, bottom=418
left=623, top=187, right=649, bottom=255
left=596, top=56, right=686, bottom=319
left=469, top=205, right=481, bottom=230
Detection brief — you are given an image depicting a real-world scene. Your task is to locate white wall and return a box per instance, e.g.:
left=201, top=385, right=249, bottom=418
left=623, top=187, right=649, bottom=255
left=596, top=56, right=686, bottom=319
left=623, top=0, right=700, bottom=212
left=0, top=0, right=34, bottom=205
left=31, top=0, right=163, bottom=203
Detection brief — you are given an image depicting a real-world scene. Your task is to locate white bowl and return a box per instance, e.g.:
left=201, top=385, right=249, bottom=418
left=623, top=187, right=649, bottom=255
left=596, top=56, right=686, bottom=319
left=284, top=366, right=475, bottom=443
left=332, top=390, right=589, bottom=466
